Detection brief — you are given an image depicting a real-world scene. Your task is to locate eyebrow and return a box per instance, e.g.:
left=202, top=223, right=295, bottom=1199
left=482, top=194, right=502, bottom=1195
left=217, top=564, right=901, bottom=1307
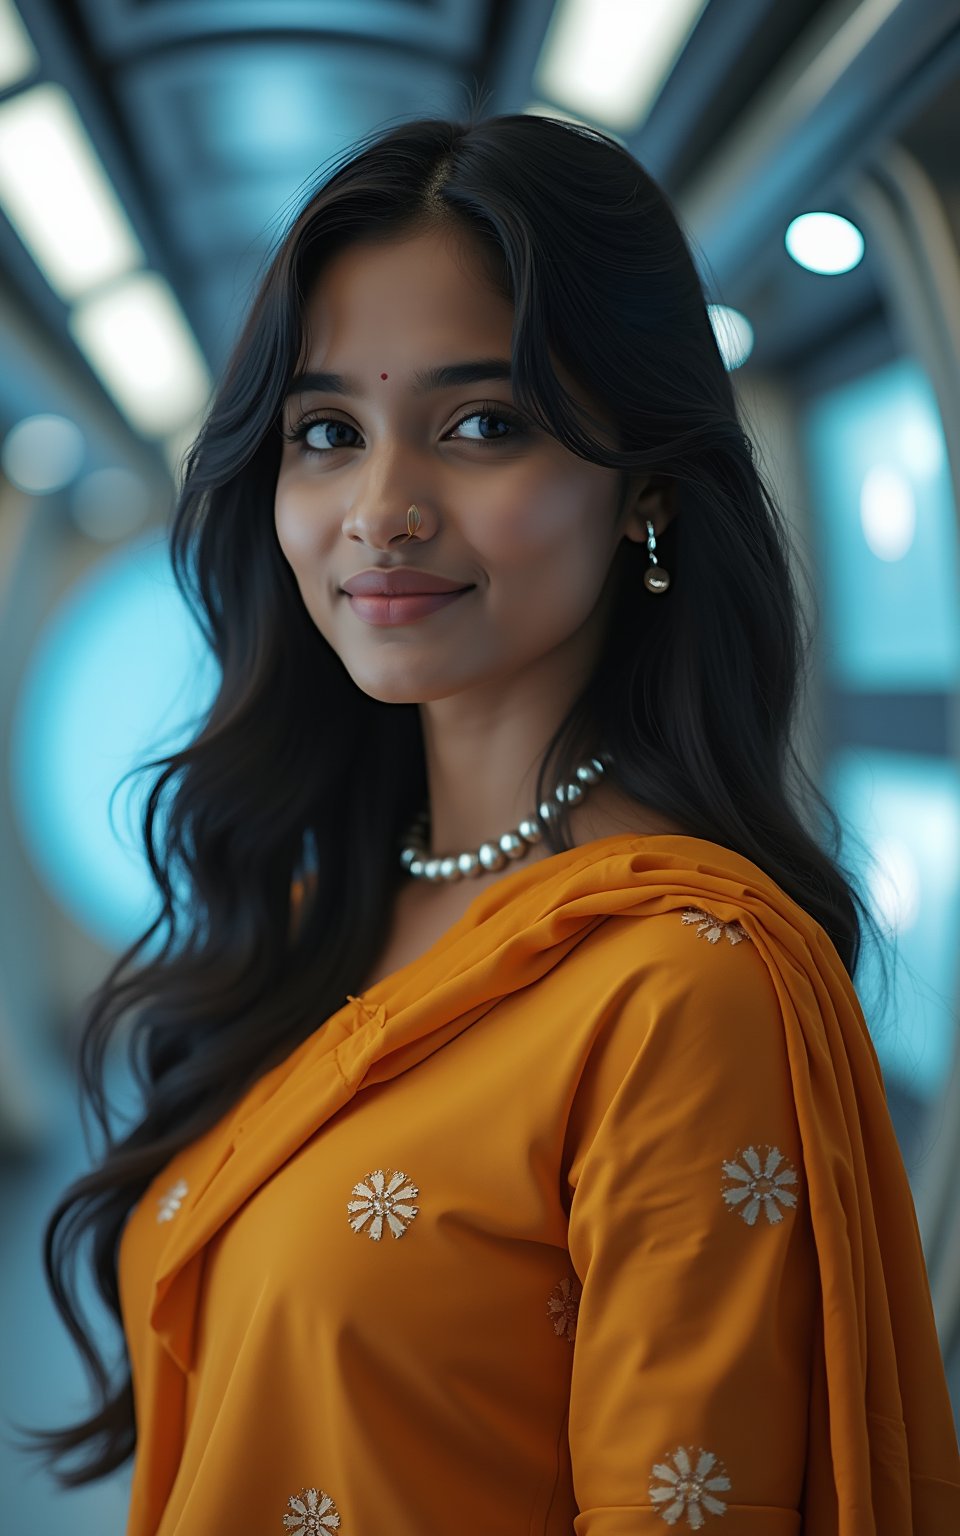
left=284, top=358, right=513, bottom=399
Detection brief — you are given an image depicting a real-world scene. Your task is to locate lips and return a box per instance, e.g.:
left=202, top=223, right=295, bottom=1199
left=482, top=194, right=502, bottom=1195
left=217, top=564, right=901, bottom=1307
left=344, top=587, right=474, bottom=627
left=341, top=568, right=473, bottom=596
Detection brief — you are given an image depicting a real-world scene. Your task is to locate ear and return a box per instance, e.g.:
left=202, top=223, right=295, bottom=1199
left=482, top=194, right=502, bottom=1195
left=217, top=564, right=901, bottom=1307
left=619, top=475, right=677, bottom=547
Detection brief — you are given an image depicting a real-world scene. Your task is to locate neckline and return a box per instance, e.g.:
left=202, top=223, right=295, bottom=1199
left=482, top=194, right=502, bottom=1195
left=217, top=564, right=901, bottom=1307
left=356, top=831, right=730, bottom=1004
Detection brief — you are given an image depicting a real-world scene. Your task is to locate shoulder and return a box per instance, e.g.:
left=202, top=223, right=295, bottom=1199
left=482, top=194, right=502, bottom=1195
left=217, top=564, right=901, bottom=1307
left=563, top=903, right=803, bottom=1203
left=579, top=897, right=781, bottom=1035
left=564, top=901, right=787, bottom=1125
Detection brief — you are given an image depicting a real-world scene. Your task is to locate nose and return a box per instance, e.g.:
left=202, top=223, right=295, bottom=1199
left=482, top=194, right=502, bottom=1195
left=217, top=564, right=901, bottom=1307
left=342, top=465, right=433, bottom=548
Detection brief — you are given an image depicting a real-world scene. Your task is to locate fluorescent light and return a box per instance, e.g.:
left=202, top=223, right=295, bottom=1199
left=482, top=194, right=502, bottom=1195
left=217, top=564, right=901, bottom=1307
left=0, top=0, right=38, bottom=91
left=860, top=465, right=916, bottom=562
left=534, top=0, right=708, bottom=132
left=69, top=271, right=212, bottom=438
left=0, top=83, right=143, bottom=300
left=707, top=304, right=754, bottom=370
left=785, top=211, right=864, bottom=274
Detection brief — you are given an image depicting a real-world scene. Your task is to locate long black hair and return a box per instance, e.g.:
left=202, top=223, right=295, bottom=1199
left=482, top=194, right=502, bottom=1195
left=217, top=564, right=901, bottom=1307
left=10, top=104, right=893, bottom=1487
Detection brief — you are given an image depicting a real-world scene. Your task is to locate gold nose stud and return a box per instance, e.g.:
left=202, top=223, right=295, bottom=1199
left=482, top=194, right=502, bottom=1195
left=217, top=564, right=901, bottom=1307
left=404, top=504, right=422, bottom=541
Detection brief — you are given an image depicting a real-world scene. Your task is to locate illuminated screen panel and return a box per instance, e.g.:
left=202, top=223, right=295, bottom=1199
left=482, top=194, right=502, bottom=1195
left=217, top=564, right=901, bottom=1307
left=801, top=357, right=960, bottom=690
left=9, top=533, right=219, bottom=952
left=826, top=746, right=960, bottom=1100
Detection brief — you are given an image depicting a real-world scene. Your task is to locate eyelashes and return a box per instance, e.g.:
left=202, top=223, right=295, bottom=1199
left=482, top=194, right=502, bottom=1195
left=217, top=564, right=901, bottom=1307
left=281, top=401, right=527, bottom=457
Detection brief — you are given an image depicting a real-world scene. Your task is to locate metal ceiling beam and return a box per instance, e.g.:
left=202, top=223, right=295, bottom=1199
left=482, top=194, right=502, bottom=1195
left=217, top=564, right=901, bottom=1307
left=673, top=0, right=960, bottom=294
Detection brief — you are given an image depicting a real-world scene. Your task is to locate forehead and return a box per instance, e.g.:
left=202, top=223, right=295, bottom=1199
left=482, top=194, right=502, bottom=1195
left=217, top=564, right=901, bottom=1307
left=289, top=226, right=613, bottom=438
left=296, top=227, right=513, bottom=364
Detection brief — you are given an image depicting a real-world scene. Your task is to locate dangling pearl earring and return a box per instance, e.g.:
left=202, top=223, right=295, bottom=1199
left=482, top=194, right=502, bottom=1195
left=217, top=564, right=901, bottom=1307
left=643, top=518, right=670, bottom=593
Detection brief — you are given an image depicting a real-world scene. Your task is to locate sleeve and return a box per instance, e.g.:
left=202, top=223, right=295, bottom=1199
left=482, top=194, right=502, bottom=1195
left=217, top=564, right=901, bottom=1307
left=565, top=911, right=818, bottom=1535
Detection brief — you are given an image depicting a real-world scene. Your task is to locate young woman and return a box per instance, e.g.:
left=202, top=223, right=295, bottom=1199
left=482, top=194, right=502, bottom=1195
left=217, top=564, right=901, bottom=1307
left=17, top=110, right=959, bottom=1534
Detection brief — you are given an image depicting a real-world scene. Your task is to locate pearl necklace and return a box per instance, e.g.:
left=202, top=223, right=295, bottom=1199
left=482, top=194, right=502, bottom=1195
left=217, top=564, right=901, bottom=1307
left=399, top=752, right=613, bottom=882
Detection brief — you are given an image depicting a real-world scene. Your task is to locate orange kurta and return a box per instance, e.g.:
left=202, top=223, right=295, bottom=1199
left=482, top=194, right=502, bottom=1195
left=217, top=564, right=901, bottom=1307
left=118, top=834, right=960, bottom=1535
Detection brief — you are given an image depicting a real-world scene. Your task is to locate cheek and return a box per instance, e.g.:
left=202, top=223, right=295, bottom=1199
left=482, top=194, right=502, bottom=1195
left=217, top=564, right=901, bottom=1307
left=274, top=478, right=322, bottom=565
left=474, top=471, right=612, bottom=590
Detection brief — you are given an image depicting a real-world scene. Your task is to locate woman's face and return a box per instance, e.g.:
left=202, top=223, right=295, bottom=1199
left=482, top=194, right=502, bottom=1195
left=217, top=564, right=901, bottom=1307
left=275, top=224, right=661, bottom=707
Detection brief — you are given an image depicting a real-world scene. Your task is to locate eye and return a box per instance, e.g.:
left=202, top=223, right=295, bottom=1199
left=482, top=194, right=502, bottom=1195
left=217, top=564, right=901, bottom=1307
left=283, top=416, right=360, bottom=455
left=282, top=401, right=526, bottom=458
left=448, top=404, right=526, bottom=444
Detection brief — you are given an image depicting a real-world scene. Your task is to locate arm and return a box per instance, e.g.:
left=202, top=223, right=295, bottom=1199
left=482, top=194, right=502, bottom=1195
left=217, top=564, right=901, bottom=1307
left=566, top=913, right=816, bottom=1533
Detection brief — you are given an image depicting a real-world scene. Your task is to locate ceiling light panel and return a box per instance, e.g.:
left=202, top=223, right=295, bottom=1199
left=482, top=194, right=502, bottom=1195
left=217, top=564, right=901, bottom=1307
left=0, top=0, right=38, bottom=91
left=0, top=83, right=144, bottom=301
left=68, top=271, right=212, bottom=438
left=534, top=0, right=709, bottom=132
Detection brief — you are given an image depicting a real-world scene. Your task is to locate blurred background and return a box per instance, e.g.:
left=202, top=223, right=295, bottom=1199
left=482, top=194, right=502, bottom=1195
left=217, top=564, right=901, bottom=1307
left=1, top=0, right=959, bottom=1526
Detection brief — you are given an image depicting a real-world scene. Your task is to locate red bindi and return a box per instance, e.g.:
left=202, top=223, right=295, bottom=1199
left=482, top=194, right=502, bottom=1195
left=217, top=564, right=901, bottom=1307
left=380, top=372, right=388, bottom=380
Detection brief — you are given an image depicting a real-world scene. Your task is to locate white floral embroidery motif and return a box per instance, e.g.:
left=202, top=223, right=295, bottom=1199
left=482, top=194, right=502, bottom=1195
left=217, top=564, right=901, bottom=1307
left=282, top=1486, right=341, bottom=1532
left=546, top=1275, right=580, bottom=1341
left=721, top=1144, right=798, bottom=1226
left=347, top=1168, right=419, bottom=1240
left=649, top=1446, right=731, bottom=1528
left=681, top=908, right=748, bottom=946
left=156, top=1178, right=189, bottom=1224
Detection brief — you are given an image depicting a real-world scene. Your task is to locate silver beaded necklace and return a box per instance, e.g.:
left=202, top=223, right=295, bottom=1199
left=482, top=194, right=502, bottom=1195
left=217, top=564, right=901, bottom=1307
left=400, top=751, right=613, bottom=883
